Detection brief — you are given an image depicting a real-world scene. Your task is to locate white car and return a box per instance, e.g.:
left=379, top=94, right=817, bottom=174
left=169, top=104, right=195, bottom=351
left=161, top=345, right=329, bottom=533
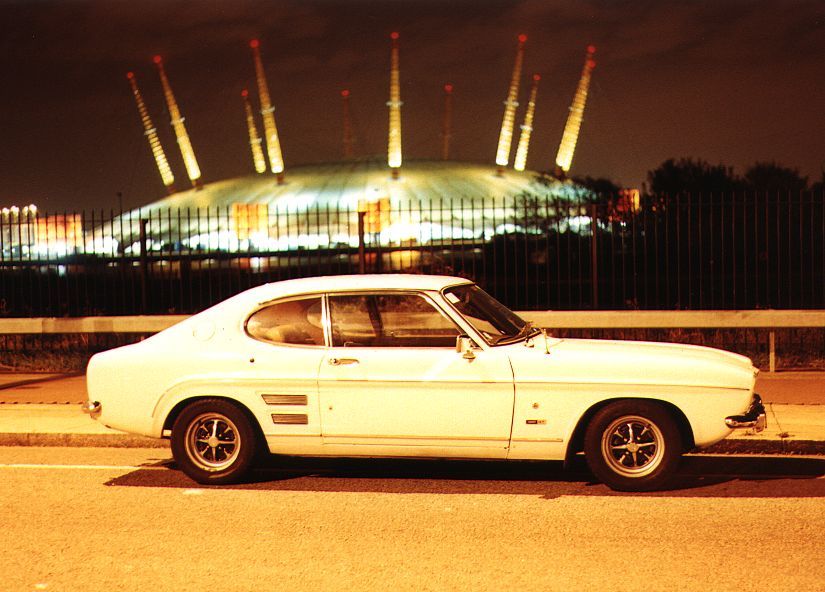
left=84, top=274, right=766, bottom=491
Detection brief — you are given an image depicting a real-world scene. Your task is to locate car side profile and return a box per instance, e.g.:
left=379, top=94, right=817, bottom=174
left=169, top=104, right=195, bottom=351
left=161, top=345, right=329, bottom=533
left=84, top=274, right=766, bottom=491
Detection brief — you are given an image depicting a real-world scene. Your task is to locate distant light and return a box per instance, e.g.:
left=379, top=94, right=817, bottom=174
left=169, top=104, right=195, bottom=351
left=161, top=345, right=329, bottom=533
left=390, top=31, right=400, bottom=40
left=532, top=74, right=541, bottom=81
left=518, top=34, right=528, bottom=43
left=153, top=55, right=162, bottom=64
left=241, top=89, right=248, bottom=98
left=126, top=71, right=135, bottom=80
left=587, top=44, right=596, bottom=54
left=250, top=39, right=260, bottom=48
left=587, top=59, right=596, bottom=69
left=341, top=89, right=350, bottom=97
left=444, top=84, right=453, bottom=93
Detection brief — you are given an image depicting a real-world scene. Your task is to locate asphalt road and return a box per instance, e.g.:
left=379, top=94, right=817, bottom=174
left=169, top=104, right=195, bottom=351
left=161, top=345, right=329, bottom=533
left=1, top=448, right=824, bottom=591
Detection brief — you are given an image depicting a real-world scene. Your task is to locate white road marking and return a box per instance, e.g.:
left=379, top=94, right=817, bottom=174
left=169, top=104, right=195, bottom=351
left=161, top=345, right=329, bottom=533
left=0, top=463, right=167, bottom=471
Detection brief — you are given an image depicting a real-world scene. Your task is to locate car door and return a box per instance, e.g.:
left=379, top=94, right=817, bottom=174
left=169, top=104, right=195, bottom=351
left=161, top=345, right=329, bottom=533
left=318, top=291, right=515, bottom=458
left=244, top=295, right=326, bottom=453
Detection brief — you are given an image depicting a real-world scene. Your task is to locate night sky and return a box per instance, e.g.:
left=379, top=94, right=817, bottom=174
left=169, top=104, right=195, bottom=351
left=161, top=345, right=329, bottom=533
left=1, top=0, right=823, bottom=212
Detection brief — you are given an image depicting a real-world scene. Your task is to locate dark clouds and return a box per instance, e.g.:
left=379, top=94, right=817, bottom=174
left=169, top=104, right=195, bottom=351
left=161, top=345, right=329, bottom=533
left=0, top=0, right=823, bottom=211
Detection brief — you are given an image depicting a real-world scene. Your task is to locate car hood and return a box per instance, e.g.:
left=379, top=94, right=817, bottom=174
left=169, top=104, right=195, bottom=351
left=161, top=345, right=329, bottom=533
left=506, top=336, right=757, bottom=391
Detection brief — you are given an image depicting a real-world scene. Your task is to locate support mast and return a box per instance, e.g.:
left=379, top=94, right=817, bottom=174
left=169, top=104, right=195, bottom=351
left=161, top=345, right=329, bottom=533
left=554, top=45, right=596, bottom=175
left=441, top=84, right=453, bottom=161
left=153, top=55, right=202, bottom=187
left=241, top=89, right=267, bottom=174
left=387, top=31, right=402, bottom=179
left=250, top=39, right=286, bottom=183
left=126, top=71, right=175, bottom=193
left=495, top=34, right=527, bottom=173
left=514, top=74, right=540, bottom=172
left=341, top=89, right=355, bottom=159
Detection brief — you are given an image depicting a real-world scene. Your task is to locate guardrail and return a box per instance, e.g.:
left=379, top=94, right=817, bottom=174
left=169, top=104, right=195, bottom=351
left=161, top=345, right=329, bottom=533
left=2, top=310, right=824, bottom=373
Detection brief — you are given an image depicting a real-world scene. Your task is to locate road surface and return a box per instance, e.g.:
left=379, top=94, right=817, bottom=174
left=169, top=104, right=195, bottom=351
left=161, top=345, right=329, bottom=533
left=1, top=447, right=824, bottom=591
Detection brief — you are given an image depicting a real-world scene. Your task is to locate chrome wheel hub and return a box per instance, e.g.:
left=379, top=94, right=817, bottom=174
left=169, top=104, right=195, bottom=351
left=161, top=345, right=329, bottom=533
left=601, top=415, right=665, bottom=478
left=184, top=413, right=241, bottom=472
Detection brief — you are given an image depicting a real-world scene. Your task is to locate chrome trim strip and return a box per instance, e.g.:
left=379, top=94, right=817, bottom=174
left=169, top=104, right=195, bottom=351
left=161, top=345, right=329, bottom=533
left=322, top=433, right=508, bottom=442
left=272, top=413, right=309, bottom=425
left=262, top=394, right=308, bottom=406
left=511, top=437, right=564, bottom=443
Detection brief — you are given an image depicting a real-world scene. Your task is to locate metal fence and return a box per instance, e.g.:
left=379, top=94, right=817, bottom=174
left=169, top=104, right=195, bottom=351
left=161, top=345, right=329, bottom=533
left=1, top=191, right=822, bottom=315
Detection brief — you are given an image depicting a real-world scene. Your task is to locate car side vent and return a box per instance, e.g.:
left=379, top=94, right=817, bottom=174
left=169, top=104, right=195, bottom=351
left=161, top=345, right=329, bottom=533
left=271, top=413, right=309, bottom=425
left=262, top=394, right=308, bottom=406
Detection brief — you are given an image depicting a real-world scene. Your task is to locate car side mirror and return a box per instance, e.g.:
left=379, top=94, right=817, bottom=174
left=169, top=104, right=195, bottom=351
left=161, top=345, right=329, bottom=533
left=455, top=335, right=477, bottom=360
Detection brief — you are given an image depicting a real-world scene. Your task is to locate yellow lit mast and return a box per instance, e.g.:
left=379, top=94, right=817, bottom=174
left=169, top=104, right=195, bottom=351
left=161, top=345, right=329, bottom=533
left=241, top=89, right=267, bottom=174
left=153, top=55, right=202, bottom=188
left=126, top=71, right=175, bottom=193
left=441, top=84, right=453, bottom=161
left=341, top=89, right=355, bottom=159
left=555, top=45, right=596, bottom=175
left=514, top=74, right=540, bottom=172
left=387, top=31, right=402, bottom=179
left=249, top=39, right=286, bottom=184
left=495, top=34, right=527, bottom=174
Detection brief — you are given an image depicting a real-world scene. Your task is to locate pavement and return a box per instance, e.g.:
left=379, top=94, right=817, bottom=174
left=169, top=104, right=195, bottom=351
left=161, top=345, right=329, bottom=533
left=0, top=370, right=823, bottom=454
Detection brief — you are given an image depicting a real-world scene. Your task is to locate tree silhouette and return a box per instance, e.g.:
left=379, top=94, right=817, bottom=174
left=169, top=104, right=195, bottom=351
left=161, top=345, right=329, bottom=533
left=743, top=161, right=808, bottom=192
left=645, top=158, right=742, bottom=195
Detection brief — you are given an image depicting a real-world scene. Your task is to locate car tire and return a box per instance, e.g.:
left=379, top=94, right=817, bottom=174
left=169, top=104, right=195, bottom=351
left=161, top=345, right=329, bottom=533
left=583, top=400, right=682, bottom=492
left=171, top=399, right=257, bottom=485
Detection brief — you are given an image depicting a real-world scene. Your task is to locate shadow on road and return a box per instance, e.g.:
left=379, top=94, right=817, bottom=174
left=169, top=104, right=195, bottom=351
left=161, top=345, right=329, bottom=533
left=106, top=454, right=825, bottom=498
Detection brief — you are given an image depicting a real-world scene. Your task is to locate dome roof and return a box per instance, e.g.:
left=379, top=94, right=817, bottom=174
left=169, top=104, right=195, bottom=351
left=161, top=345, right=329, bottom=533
left=140, top=159, right=563, bottom=213
left=112, top=160, right=571, bottom=253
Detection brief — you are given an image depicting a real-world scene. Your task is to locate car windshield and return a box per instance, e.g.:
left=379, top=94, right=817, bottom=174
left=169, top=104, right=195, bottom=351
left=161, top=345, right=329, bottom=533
left=443, top=284, right=537, bottom=345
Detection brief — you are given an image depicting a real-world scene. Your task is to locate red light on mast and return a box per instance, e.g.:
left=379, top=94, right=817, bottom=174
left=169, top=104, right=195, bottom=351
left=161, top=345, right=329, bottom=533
left=518, top=34, right=527, bottom=43
left=444, top=84, right=453, bottom=93
left=341, top=89, right=350, bottom=97
left=126, top=71, right=134, bottom=80
left=241, top=89, right=248, bottom=98
left=587, top=44, right=596, bottom=54
left=533, top=74, right=541, bottom=82
left=390, top=31, right=399, bottom=40
left=250, top=39, right=260, bottom=49
left=153, top=55, right=162, bottom=64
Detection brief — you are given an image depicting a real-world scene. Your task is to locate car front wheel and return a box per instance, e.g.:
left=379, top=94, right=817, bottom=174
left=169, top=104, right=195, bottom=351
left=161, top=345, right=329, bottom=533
left=171, top=399, right=257, bottom=485
left=583, top=400, right=682, bottom=492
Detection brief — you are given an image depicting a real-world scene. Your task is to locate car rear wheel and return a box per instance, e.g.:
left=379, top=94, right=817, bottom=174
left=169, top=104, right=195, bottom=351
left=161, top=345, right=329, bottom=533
left=171, top=399, right=257, bottom=485
left=583, top=400, right=682, bottom=492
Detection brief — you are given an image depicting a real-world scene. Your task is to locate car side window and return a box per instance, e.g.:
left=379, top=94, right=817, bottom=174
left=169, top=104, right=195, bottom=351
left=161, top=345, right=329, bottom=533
left=329, top=293, right=459, bottom=347
left=246, top=297, right=324, bottom=346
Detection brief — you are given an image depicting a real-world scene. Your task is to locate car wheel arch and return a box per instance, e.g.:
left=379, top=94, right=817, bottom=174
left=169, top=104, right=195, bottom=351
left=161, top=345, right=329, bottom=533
left=163, top=396, right=265, bottom=447
left=563, top=397, right=695, bottom=468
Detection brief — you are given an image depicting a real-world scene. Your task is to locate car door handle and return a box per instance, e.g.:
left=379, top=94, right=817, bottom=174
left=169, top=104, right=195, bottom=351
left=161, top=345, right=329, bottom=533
left=328, top=357, right=359, bottom=366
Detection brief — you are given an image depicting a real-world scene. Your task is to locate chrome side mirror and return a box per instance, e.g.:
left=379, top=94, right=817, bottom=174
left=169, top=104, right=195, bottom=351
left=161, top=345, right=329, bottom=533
left=455, top=335, right=477, bottom=360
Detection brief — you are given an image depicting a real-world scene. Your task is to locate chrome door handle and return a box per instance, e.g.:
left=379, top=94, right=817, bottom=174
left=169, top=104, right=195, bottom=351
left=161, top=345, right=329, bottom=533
left=328, top=357, right=359, bottom=366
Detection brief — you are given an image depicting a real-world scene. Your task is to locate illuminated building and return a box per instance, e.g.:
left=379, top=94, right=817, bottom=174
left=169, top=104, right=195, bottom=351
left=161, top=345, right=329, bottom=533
left=387, top=32, right=403, bottom=178
left=513, top=74, right=540, bottom=172
left=126, top=72, right=175, bottom=193
left=250, top=39, right=286, bottom=182
left=495, top=34, right=527, bottom=172
left=554, top=45, right=596, bottom=174
left=441, top=84, right=453, bottom=161
left=241, top=89, right=267, bottom=174
left=153, top=55, right=202, bottom=187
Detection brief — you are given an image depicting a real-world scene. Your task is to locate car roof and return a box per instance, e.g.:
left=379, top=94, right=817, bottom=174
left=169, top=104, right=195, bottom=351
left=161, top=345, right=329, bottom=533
left=242, top=274, right=473, bottom=303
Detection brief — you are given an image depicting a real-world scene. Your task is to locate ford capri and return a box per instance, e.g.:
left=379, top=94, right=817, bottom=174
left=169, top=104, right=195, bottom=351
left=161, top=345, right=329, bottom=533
left=84, top=274, right=766, bottom=491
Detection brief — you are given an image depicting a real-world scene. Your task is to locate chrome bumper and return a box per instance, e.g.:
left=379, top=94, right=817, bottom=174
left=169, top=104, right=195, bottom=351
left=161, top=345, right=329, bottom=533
left=80, top=401, right=101, bottom=417
left=725, top=394, right=767, bottom=432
